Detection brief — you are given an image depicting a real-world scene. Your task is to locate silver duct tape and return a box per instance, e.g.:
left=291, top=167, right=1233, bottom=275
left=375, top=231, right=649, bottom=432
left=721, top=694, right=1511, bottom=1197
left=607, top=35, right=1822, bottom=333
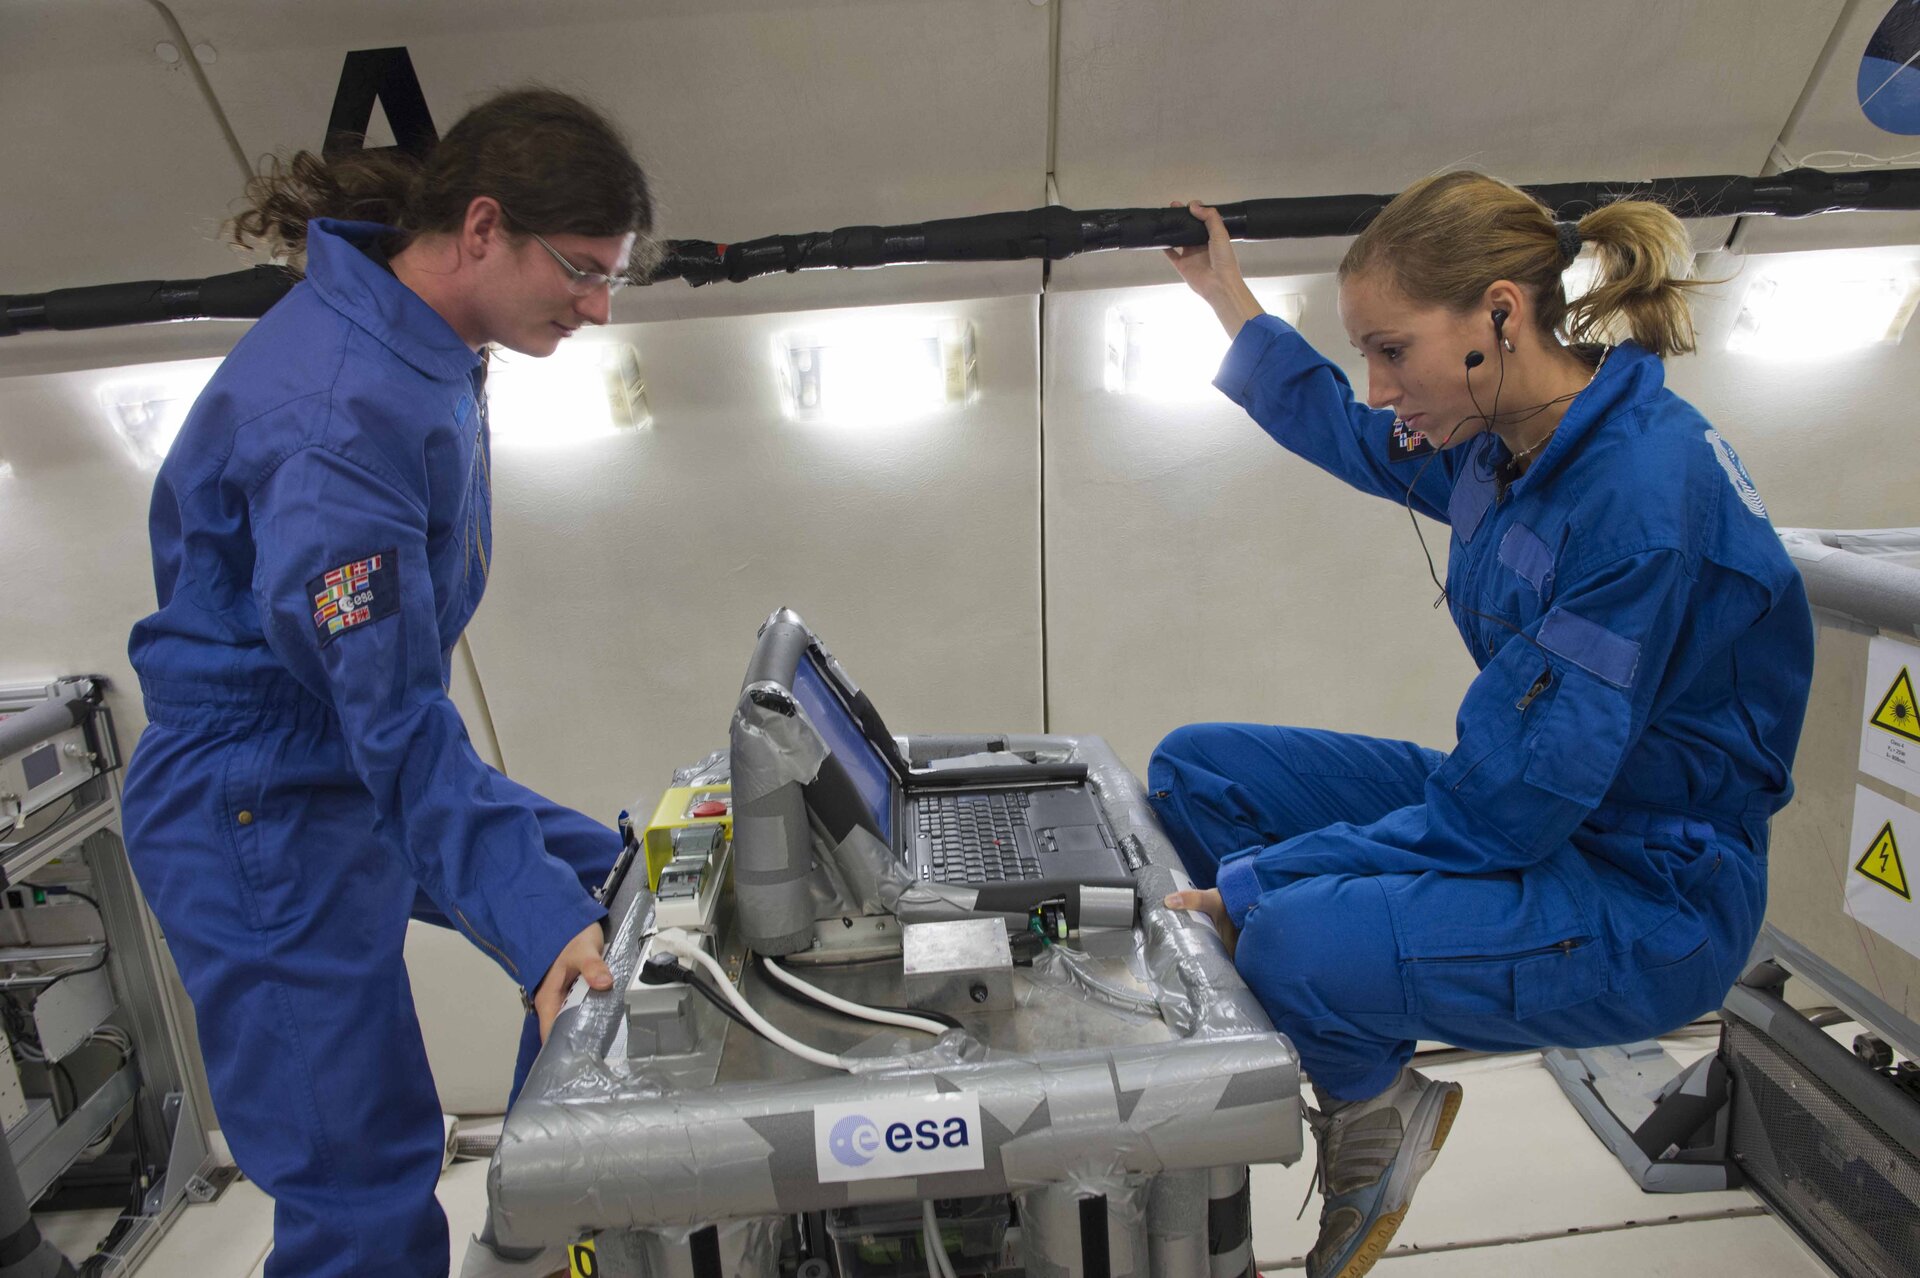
left=821, top=823, right=911, bottom=915
left=823, top=824, right=1008, bottom=923
left=730, top=811, right=809, bottom=881
left=1017, top=1178, right=1153, bottom=1278
left=1148, top=1170, right=1212, bottom=1278
left=1027, top=946, right=1162, bottom=1023
left=1105, top=1178, right=1155, bottom=1278
left=729, top=683, right=829, bottom=803
left=1206, top=1164, right=1254, bottom=1278
left=491, top=1037, right=1297, bottom=1246
left=654, top=1217, right=785, bottom=1278
left=804, top=821, right=860, bottom=918
left=1057, top=735, right=1271, bottom=1039
left=496, top=731, right=1301, bottom=1251
left=734, top=784, right=814, bottom=956
left=731, top=686, right=828, bottom=952
left=587, top=1217, right=784, bottom=1278
left=1079, top=884, right=1138, bottom=931
left=670, top=747, right=730, bottom=788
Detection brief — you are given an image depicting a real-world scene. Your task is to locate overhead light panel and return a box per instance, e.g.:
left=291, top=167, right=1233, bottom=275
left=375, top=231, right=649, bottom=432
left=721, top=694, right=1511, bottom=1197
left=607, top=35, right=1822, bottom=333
left=776, top=318, right=977, bottom=424
left=1727, top=262, right=1920, bottom=358
left=487, top=341, right=650, bottom=444
left=96, top=360, right=221, bottom=469
left=1105, top=289, right=1304, bottom=399
left=1562, top=253, right=1599, bottom=303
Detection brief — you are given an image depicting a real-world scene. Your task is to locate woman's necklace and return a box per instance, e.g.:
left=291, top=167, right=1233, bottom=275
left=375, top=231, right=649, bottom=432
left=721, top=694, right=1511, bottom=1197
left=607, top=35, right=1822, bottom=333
left=1506, top=346, right=1610, bottom=471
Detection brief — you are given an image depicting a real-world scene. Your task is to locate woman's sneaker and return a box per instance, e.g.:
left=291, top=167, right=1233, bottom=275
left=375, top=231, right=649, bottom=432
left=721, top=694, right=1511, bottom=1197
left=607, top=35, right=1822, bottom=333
left=1304, top=1067, right=1463, bottom=1278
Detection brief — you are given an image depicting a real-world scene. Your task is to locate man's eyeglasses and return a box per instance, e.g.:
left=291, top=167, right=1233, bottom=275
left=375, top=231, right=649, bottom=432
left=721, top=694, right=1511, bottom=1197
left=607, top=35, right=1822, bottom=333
left=527, top=230, right=630, bottom=297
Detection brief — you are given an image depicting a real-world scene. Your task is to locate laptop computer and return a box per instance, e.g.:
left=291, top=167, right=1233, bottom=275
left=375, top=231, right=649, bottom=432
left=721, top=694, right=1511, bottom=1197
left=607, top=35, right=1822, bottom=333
left=744, top=611, right=1134, bottom=892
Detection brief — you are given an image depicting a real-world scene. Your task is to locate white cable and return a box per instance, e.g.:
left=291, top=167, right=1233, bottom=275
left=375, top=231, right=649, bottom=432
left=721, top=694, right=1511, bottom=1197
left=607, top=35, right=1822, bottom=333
left=921, top=1200, right=958, bottom=1278
left=650, top=930, right=848, bottom=1071
left=761, top=956, right=951, bottom=1037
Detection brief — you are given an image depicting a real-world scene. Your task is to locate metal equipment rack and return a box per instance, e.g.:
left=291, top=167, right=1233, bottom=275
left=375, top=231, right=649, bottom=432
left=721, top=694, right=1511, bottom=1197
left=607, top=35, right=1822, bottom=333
left=0, top=679, right=223, bottom=1276
left=488, top=728, right=1303, bottom=1278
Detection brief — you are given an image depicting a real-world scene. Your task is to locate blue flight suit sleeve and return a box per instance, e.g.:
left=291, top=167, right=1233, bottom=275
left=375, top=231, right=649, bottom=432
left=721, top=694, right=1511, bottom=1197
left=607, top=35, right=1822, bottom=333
left=482, top=762, right=622, bottom=888
left=249, top=444, right=606, bottom=990
left=1213, top=313, right=1452, bottom=521
left=1216, top=547, right=1698, bottom=923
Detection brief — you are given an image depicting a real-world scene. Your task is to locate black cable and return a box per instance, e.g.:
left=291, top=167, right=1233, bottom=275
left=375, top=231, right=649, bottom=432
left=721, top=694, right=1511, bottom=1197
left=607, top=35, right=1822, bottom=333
left=1396, top=354, right=1599, bottom=661
left=6, top=794, right=78, bottom=844
left=750, top=953, right=963, bottom=1030
left=40, top=952, right=108, bottom=994
left=675, top=968, right=759, bottom=1036
left=52, top=1060, right=74, bottom=1120
left=2, top=993, right=38, bottom=1051
left=50, top=888, right=100, bottom=914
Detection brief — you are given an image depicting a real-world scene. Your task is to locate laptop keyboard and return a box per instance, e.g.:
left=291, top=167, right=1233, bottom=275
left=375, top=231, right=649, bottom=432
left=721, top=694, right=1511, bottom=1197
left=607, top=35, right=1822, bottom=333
left=918, top=791, right=1044, bottom=881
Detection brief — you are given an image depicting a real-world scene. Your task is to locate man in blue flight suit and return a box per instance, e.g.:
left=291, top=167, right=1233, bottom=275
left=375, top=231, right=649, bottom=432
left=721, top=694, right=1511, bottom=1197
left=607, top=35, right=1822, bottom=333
left=123, top=91, right=653, bottom=1278
left=1154, top=180, right=1813, bottom=1278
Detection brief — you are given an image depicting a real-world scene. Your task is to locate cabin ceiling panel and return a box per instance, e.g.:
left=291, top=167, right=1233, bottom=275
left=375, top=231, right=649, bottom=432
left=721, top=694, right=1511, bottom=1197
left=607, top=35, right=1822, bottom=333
left=1739, top=0, right=1920, bottom=253
left=1050, top=0, right=1845, bottom=283
left=0, top=0, right=260, bottom=293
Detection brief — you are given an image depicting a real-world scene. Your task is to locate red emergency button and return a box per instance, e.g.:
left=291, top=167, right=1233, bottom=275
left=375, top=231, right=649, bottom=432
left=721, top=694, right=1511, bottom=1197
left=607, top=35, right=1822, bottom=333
left=692, top=800, right=728, bottom=818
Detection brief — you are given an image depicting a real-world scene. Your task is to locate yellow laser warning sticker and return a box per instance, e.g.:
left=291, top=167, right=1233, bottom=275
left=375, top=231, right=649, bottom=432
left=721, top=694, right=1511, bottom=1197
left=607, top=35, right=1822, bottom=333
left=1872, top=667, right=1920, bottom=744
left=568, top=1239, right=597, bottom=1278
left=1855, top=821, right=1911, bottom=900
left=1861, top=638, right=1920, bottom=798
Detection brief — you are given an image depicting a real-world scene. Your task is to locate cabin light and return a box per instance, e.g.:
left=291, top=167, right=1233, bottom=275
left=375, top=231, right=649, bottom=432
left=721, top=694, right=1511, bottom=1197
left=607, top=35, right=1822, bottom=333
left=1727, top=265, right=1920, bottom=357
left=487, top=341, right=650, bottom=444
left=0, top=457, right=12, bottom=482
left=1104, top=290, right=1304, bottom=399
left=776, top=319, right=977, bottom=423
left=96, top=360, right=221, bottom=469
left=1562, top=253, right=1599, bottom=303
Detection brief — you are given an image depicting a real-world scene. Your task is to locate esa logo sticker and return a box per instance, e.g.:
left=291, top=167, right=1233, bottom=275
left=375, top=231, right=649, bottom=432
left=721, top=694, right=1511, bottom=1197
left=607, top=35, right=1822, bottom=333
left=814, top=1094, right=984, bottom=1183
left=1704, top=429, right=1768, bottom=519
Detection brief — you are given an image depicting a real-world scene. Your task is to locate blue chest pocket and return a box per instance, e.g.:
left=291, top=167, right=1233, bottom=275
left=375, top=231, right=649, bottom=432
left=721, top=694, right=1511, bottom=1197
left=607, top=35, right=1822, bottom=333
left=1432, top=619, right=1637, bottom=860
left=1524, top=608, right=1640, bottom=809
left=1523, top=665, right=1633, bottom=807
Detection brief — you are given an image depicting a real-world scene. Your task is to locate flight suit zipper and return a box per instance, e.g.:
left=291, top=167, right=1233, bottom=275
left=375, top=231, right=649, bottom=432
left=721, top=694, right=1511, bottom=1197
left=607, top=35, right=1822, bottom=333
left=453, top=905, right=519, bottom=978
left=1404, top=937, right=1588, bottom=965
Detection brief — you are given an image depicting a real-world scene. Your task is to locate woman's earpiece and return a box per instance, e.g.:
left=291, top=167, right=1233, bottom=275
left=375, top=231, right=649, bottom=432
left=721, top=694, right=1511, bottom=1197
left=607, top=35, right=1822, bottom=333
left=1492, top=307, right=1515, bottom=352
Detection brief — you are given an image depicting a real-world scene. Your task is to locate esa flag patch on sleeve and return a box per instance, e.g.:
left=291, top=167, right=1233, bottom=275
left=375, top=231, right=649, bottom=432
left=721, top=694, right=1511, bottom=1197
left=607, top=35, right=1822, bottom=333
left=306, top=548, right=399, bottom=647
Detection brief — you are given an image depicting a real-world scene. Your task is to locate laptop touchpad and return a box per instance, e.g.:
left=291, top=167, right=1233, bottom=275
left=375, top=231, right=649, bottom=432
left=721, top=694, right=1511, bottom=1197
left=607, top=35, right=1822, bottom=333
left=1047, top=825, right=1109, bottom=854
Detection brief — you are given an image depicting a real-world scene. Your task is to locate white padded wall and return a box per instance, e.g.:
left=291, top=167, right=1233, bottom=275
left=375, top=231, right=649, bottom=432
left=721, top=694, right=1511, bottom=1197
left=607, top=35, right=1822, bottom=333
left=1041, top=279, right=1477, bottom=776
left=461, top=294, right=1045, bottom=826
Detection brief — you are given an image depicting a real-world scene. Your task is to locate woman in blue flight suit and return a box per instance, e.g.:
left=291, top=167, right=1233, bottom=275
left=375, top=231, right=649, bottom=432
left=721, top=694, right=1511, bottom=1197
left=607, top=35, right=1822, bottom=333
left=122, top=90, right=654, bottom=1278
left=1152, top=173, right=1813, bottom=1278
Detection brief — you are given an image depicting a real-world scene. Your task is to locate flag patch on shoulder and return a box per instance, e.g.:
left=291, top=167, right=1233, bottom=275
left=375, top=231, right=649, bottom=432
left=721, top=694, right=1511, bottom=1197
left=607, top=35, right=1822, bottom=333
left=307, top=549, right=398, bottom=647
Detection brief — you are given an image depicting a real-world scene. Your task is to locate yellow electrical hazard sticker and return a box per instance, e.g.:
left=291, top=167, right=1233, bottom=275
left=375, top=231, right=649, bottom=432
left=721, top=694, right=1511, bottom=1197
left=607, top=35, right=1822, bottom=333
left=1872, top=667, right=1920, bottom=745
left=568, top=1238, right=597, bottom=1277
left=1855, top=821, right=1911, bottom=901
left=1848, top=786, right=1920, bottom=960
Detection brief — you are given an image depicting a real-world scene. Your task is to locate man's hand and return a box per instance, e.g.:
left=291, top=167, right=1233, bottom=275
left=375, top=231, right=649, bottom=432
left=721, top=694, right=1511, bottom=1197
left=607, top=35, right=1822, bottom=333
left=1164, top=887, right=1238, bottom=958
left=532, top=920, right=614, bottom=1041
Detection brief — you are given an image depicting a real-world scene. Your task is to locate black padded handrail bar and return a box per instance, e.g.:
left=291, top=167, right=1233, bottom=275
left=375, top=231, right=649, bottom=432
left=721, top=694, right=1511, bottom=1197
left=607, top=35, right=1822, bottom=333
left=7, top=166, right=1920, bottom=333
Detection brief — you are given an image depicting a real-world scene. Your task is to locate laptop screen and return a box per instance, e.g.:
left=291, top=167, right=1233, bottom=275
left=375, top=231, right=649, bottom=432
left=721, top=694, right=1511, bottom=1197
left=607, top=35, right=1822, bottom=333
left=790, top=651, right=896, bottom=844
